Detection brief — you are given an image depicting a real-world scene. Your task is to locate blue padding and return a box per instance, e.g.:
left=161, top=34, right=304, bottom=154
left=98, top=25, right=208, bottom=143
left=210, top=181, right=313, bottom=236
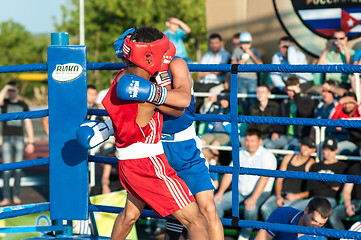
left=48, top=45, right=88, bottom=220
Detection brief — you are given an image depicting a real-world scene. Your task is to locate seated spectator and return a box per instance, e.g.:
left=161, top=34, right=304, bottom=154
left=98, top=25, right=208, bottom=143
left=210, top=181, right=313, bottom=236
left=315, top=80, right=347, bottom=141
left=290, top=138, right=347, bottom=211
left=270, top=36, right=313, bottom=93
left=255, top=197, right=332, bottom=240
left=194, top=33, right=231, bottom=113
left=260, top=137, right=316, bottom=221
left=330, top=91, right=361, bottom=155
left=317, top=29, right=355, bottom=89
left=263, top=76, right=314, bottom=150
left=329, top=161, right=361, bottom=230
left=244, top=85, right=280, bottom=146
left=231, top=32, right=263, bottom=114
left=214, top=128, right=277, bottom=240
left=200, top=94, right=231, bottom=163
left=230, top=32, right=241, bottom=54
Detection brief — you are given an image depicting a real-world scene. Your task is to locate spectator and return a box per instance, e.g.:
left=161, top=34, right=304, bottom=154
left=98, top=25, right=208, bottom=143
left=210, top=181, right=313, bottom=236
left=330, top=91, right=361, bottom=155
left=255, top=197, right=332, bottom=240
left=230, top=32, right=241, bottom=54
left=317, top=29, right=355, bottom=89
left=214, top=128, right=277, bottom=240
left=96, top=72, right=117, bottom=107
left=194, top=33, right=231, bottom=113
left=200, top=94, right=231, bottom=164
left=290, top=138, right=347, bottom=211
left=231, top=32, right=263, bottom=114
left=260, top=137, right=316, bottom=220
left=164, top=15, right=192, bottom=63
left=0, top=81, right=35, bottom=206
left=329, top=161, right=361, bottom=230
left=247, top=85, right=280, bottom=142
left=87, top=84, right=99, bottom=109
left=315, top=80, right=346, bottom=119
left=264, top=76, right=314, bottom=150
left=270, top=36, right=314, bottom=93
left=87, top=85, right=103, bottom=121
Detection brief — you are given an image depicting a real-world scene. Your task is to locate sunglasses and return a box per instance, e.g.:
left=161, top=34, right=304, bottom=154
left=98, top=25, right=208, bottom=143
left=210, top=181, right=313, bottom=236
left=7, top=89, right=16, bottom=92
left=240, top=41, right=251, bottom=44
left=332, top=37, right=345, bottom=40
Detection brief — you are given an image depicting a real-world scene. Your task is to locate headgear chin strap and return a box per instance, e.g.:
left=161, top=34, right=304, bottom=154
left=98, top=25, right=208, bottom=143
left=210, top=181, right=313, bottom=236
left=122, top=34, right=170, bottom=76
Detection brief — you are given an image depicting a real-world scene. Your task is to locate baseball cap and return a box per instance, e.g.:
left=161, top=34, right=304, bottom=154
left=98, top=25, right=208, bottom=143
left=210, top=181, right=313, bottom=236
left=322, top=138, right=338, bottom=151
left=301, top=137, right=315, bottom=148
left=239, top=32, right=252, bottom=43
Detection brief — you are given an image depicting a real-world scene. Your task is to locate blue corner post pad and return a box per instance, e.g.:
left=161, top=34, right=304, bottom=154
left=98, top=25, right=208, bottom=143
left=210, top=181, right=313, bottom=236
left=51, top=32, right=69, bottom=46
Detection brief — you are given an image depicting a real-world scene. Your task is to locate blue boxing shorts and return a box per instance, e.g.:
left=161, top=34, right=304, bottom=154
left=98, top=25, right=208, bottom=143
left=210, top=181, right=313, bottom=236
left=161, top=126, right=215, bottom=195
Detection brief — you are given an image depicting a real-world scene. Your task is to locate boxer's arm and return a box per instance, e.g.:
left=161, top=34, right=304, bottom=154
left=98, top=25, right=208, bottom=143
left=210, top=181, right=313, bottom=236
left=157, top=58, right=192, bottom=111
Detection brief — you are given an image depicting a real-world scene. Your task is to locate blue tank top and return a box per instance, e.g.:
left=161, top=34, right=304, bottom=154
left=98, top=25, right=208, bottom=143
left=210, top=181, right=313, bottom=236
left=162, top=58, right=195, bottom=134
left=163, top=96, right=195, bottom=134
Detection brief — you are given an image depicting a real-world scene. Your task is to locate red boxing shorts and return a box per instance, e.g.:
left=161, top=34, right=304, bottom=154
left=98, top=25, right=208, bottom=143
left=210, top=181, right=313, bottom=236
left=118, top=153, right=195, bottom=217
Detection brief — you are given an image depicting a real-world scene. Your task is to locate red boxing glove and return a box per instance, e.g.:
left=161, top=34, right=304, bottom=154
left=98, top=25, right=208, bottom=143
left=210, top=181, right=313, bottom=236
left=155, top=42, right=176, bottom=87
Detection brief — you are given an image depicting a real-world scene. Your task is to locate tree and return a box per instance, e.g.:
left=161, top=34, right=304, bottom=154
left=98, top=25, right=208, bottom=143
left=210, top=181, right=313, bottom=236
left=0, top=20, right=49, bottom=102
left=55, top=0, right=207, bottom=90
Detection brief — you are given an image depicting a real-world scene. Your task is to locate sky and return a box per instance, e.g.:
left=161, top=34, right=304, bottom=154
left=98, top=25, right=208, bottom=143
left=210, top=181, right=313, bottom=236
left=0, top=0, right=66, bottom=34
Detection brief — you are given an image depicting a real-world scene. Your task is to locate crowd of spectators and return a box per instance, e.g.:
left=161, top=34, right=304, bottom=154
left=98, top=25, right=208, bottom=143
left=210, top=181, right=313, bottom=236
left=191, top=28, right=361, bottom=239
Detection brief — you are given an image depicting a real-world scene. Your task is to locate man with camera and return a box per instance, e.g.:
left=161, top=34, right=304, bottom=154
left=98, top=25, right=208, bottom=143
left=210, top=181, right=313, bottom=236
left=317, top=29, right=354, bottom=89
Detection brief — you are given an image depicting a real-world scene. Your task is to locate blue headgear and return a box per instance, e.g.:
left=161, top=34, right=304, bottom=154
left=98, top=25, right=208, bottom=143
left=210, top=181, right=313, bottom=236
left=114, top=28, right=136, bottom=58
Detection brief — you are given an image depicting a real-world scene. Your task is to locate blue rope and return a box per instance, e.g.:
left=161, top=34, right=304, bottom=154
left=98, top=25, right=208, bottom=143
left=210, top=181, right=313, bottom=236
left=0, top=158, right=49, bottom=172
left=86, top=62, right=361, bottom=73
left=0, top=63, right=47, bottom=73
left=210, top=165, right=361, bottom=184
left=87, top=109, right=109, bottom=116
left=89, top=204, right=160, bottom=219
left=89, top=155, right=361, bottom=184
left=0, top=203, right=49, bottom=220
left=87, top=109, right=361, bottom=129
left=187, top=63, right=361, bottom=73
left=87, top=62, right=125, bottom=70
left=1, top=63, right=360, bottom=74
left=220, top=219, right=361, bottom=240
left=0, top=109, right=48, bottom=122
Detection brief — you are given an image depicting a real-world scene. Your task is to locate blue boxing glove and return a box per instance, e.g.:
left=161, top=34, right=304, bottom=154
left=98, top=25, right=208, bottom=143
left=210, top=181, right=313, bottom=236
left=116, top=74, right=168, bottom=105
left=114, top=27, right=136, bottom=58
left=77, top=119, right=114, bottom=149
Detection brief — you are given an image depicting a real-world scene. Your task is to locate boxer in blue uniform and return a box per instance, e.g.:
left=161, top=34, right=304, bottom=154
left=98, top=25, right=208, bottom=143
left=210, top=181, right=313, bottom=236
left=255, top=197, right=332, bottom=240
left=157, top=53, right=224, bottom=240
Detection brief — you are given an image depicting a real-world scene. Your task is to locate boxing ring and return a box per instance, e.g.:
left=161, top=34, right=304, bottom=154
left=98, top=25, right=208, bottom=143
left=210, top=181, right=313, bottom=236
left=0, top=32, right=361, bottom=239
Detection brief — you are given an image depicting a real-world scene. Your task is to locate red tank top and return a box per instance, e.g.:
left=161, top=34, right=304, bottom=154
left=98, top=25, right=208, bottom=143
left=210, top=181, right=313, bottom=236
left=102, top=72, right=163, bottom=148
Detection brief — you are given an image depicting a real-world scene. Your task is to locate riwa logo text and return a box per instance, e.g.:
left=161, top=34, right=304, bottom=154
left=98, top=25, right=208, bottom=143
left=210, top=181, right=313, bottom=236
left=52, top=63, right=83, bottom=82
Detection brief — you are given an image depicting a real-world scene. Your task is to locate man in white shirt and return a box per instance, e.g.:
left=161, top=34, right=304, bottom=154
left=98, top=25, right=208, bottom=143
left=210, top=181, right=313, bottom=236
left=214, top=128, right=277, bottom=240
left=270, top=36, right=313, bottom=93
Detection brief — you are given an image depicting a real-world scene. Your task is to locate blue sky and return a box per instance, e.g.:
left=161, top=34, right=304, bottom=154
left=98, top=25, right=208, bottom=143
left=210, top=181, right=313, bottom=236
left=0, top=0, right=65, bottom=34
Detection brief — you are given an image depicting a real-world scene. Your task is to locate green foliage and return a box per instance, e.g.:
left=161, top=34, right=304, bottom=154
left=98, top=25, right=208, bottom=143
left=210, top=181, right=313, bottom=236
left=0, top=20, right=49, bottom=102
left=55, top=0, right=207, bottom=91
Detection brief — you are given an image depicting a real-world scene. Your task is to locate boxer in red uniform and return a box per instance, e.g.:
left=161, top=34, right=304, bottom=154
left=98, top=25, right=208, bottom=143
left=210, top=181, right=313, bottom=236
left=102, top=27, right=210, bottom=240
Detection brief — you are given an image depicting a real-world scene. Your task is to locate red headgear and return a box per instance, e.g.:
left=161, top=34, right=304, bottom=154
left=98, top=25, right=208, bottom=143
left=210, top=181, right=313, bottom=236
left=122, top=34, right=170, bottom=76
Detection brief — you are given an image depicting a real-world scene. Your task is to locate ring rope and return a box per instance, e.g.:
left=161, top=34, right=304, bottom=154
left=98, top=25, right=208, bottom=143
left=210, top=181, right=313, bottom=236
left=87, top=109, right=361, bottom=129
left=0, top=202, right=49, bottom=220
left=0, top=158, right=49, bottom=172
left=89, top=204, right=160, bottom=219
left=2, top=63, right=361, bottom=74
left=89, top=155, right=361, bottom=184
left=0, top=109, right=48, bottom=122
left=0, top=63, right=47, bottom=73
